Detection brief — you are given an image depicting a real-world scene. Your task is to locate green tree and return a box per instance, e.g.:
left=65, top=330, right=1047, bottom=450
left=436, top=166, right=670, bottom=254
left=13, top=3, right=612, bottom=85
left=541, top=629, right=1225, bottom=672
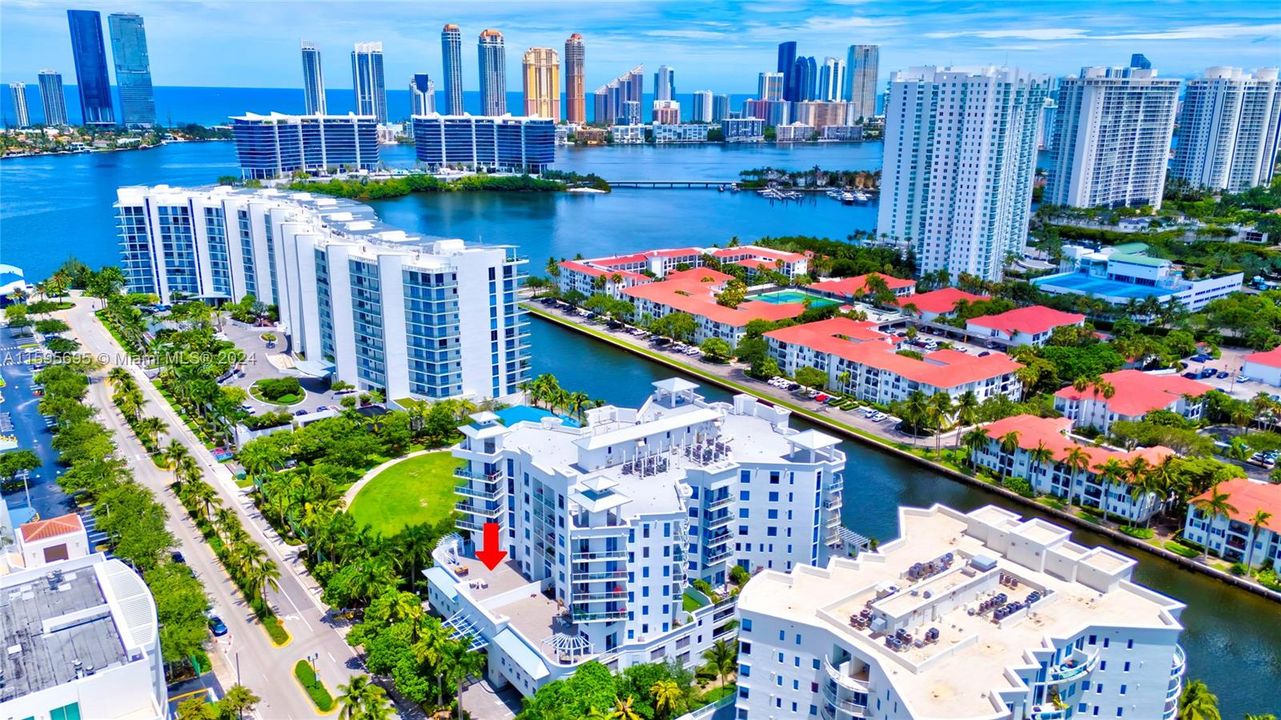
left=144, top=563, right=211, bottom=667
left=1177, top=679, right=1220, bottom=720
left=701, top=638, right=737, bottom=688
left=699, top=337, right=733, bottom=363
left=217, top=684, right=261, bottom=720
left=794, top=365, right=828, bottom=389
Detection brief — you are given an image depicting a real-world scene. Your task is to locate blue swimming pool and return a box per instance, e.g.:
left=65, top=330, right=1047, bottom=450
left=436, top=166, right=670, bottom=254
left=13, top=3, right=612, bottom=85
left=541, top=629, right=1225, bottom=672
left=495, top=405, right=580, bottom=427
left=753, top=290, right=839, bottom=307
left=1033, top=272, right=1169, bottom=300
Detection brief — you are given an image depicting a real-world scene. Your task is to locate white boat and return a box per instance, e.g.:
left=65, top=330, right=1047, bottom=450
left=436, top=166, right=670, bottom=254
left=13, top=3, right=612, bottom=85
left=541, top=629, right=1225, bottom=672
left=840, top=191, right=855, bottom=205
left=852, top=190, right=870, bottom=203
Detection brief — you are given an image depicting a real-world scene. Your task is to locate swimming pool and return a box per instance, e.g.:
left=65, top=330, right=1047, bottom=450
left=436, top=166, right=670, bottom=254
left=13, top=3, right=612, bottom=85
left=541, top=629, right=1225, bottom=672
left=753, top=290, right=839, bottom=307
left=1032, top=271, right=1170, bottom=300
left=494, top=405, right=581, bottom=427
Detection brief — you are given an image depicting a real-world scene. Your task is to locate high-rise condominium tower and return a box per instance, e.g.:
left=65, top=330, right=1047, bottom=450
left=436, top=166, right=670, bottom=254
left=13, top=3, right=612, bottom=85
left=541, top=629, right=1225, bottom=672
left=410, top=73, right=435, bottom=116
left=441, top=24, right=464, bottom=115
left=478, top=30, right=507, bottom=115
left=1171, top=66, right=1281, bottom=192
left=777, top=41, right=798, bottom=102
left=690, top=90, right=714, bottom=123
left=351, top=42, right=387, bottom=122
left=758, top=72, right=784, bottom=101
left=1046, top=66, right=1179, bottom=209
left=522, top=48, right=560, bottom=120
left=711, top=94, right=730, bottom=122
left=818, top=57, right=845, bottom=101
left=564, top=33, right=586, bottom=124
left=593, top=66, right=643, bottom=125
left=67, top=10, right=114, bottom=126
left=107, top=13, right=155, bottom=127
left=878, top=66, right=1048, bottom=282
left=794, top=56, right=818, bottom=100
left=845, top=44, right=879, bottom=121
left=37, top=70, right=68, bottom=126
left=654, top=65, right=675, bottom=101
left=301, top=41, right=326, bottom=115
left=1131, top=53, right=1152, bottom=69
left=9, top=84, right=30, bottom=128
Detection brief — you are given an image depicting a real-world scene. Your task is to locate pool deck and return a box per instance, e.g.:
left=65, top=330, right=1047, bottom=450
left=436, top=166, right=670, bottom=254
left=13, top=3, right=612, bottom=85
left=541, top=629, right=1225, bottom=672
left=1033, top=271, right=1169, bottom=301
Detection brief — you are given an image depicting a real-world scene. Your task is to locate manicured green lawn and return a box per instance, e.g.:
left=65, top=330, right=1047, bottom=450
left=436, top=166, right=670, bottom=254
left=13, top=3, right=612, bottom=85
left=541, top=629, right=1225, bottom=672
left=348, top=451, right=461, bottom=536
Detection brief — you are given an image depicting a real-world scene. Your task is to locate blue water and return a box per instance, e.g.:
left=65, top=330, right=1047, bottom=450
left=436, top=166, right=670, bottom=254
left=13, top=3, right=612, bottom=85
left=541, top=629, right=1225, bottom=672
left=1034, top=271, right=1168, bottom=299
left=753, top=289, right=837, bottom=306
left=495, top=405, right=579, bottom=428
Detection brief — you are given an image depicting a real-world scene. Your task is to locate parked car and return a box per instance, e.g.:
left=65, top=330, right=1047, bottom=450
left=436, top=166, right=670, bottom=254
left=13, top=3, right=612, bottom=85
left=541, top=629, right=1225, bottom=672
left=1182, top=372, right=1200, bottom=380
left=1216, top=371, right=1229, bottom=379
left=170, top=551, right=186, bottom=565
left=208, top=615, right=228, bottom=637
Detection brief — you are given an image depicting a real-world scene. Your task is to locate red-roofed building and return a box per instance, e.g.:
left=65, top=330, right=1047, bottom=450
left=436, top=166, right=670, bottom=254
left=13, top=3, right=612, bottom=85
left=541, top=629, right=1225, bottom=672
left=1242, top=346, right=1281, bottom=387
left=1054, top=370, right=1213, bottom=433
left=15, top=513, right=89, bottom=568
left=558, top=260, right=653, bottom=300
left=972, top=415, right=1175, bottom=523
left=966, top=305, right=1086, bottom=346
left=710, top=245, right=809, bottom=277
left=898, top=288, right=989, bottom=322
left=808, top=273, right=916, bottom=302
left=556, top=244, right=811, bottom=300
left=623, top=269, right=807, bottom=346
left=765, top=318, right=1023, bottom=404
left=1184, top=478, right=1281, bottom=570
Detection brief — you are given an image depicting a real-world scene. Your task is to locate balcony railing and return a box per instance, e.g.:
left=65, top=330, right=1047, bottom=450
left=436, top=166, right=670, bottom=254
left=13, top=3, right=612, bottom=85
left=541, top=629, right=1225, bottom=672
left=571, top=569, right=629, bottom=582
left=705, top=546, right=732, bottom=564
left=455, top=483, right=504, bottom=501
left=455, top=501, right=503, bottom=518
left=571, top=609, right=629, bottom=623
left=706, top=512, right=733, bottom=529
left=571, top=549, right=628, bottom=562
left=454, top=467, right=503, bottom=483
left=706, top=494, right=733, bottom=510
left=571, top=590, right=628, bottom=603
left=456, top=518, right=487, bottom=532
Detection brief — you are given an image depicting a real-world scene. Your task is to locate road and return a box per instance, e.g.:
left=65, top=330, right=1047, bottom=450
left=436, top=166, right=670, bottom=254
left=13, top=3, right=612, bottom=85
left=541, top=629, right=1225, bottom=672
left=62, top=295, right=361, bottom=718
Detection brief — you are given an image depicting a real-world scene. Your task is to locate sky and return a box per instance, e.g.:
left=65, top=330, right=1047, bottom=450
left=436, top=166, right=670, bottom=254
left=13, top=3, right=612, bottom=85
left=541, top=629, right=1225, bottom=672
left=1, top=0, right=1278, bottom=92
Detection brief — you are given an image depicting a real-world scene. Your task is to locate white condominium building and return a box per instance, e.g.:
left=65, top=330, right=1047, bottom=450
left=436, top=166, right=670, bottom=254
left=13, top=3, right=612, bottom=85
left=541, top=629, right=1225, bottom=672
left=1171, top=67, right=1281, bottom=192
left=426, top=379, right=846, bottom=696
left=1183, top=478, right=1281, bottom=572
left=878, top=67, right=1048, bottom=282
left=0, top=554, right=167, bottom=720
left=1046, top=67, right=1180, bottom=209
left=735, top=504, right=1187, bottom=720
left=116, top=185, right=528, bottom=400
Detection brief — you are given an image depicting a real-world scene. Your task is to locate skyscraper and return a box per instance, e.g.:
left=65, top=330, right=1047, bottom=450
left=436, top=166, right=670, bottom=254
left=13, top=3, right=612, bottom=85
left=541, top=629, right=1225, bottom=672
left=1131, top=53, right=1152, bottom=70
left=301, top=41, right=326, bottom=115
left=9, top=83, right=30, bottom=128
left=818, top=57, right=845, bottom=101
left=564, top=33, right=586, bottom=124
left=878, top=66, right=1048, bottom=282
left=593, top=66, right=643, bottom=125
left=441, top=24, right=464, bottom=115
left=794, top=56, right=819, bottom=101
left=1047, top=66, right=1180, bottom=209
left=522, top=47, right=560, bottom=120
left=66, top=10, right=114, bottom=126
left=1171, top=67, right=1281, bottom=192
left=107, top=13, right=155, bottom=127
left=712, top=94, right=731, bottom=122
left=351, top=42, right=387, bottom=123
left=690, top=90, right=713, bottom=123
left=37, top=70, right=68, bottom=126
left=654, top=65, right=675, bottom=101
left=845, top=45, right=879, bottom=121
left=758, top=71, right=784, bottom=101
left=410, top=73, right=435, bottom=116
left=478, top=30, right=507, bottom=116
left=777, top=41, right=798, bottom=102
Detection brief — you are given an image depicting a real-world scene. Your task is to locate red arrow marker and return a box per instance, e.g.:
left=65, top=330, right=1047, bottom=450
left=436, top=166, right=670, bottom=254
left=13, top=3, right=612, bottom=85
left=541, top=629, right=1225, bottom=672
left=475, top=522, right=508, bottom=570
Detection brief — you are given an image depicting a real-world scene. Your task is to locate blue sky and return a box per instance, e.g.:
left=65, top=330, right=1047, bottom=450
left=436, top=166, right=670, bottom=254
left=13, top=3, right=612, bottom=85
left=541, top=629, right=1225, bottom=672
left=2, top=0, right=1278, bottom=91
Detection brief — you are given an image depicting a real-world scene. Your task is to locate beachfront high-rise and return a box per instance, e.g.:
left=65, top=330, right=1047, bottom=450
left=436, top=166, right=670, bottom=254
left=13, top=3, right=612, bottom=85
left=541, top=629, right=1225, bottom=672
left=735, top=504, right=1187, bottom=720
left=230, top=112, right=379, bottom=179
left=654, top=64, right=676, bottom=101
left=1046, top=66, right=1180, bottom=209
left=116, top=185, right=529, bottom=400
left=301, top=41, right=327, bottom=115
left=8, top=83, right=30, bottom=128
left=66, top=9, right=114, bottom=126
left=712, top=93, right=730, bottom=122
left=593, top=66, right=643, bottom=125
left=845, top=44, right=879, bottom=121
left=778, top=40, right=799, bottom=102
left=37, top=70, right=68, bottom=126
left=795, top=55, right=819, bottom=101
left=690, top=90, right=714, bottom=123
left=350, top=42, right=387, bottom=123
left=426, top=379, right=846, bottom=695
left=441, top=24, right=464, bottom=115
left=818, top=56, right=845, bottom=101
left=478, top=30, right=507, bottom=116
left=758, top=71, right=784, bottom=101
left=410, top=114, right=554, bottom=173
left=107, top=13, right=156, bottom=127
left=410, top=73, right=435, bottom=116
left=879, top=66, right=1048, bottom=282
left=564, top=33, right=586, bottom=124
left=522, top=47, right=560, bottom=121
left=1171, top=67, right=1281, bottom=192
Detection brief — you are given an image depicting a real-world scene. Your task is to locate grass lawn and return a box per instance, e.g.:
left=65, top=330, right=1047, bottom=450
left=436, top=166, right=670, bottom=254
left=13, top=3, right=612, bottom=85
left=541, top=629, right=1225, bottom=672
left=348, top=451, right=461, bottom=536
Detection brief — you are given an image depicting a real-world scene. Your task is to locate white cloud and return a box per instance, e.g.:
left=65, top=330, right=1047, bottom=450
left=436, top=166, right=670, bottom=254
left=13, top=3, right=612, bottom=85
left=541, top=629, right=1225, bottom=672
left=926, top=23, right=1281, bottom=43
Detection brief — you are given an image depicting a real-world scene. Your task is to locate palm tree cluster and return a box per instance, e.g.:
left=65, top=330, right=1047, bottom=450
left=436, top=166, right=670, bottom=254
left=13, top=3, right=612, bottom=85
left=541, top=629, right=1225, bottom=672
left=516, top=659, right=703, bottom=720
left=108, top=366, right=167, bottom=454
left=335, top=674, right=394, bottom=720
left=521, top=373, right=602, bottom=423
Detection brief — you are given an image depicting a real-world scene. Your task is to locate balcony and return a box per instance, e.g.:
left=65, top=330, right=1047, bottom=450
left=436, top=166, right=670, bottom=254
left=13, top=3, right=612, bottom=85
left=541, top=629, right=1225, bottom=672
left=456, top=517, right=487, bottom=532
left=454, top=467, right=503, bottom=483
left=1038, top=647, right=1100, bottom=686
left=571, top=549, right=628, bottom=562
left=705, top=546, right=732, bottom=564
left=822, top=657, right=871, bottom=694
left=571, top=608, right=629, bottom=623
left=455, top=482, right=504, bottom=501
left=571, top=590, right=628, bottom=603
left=455, top=501, right=503, bottom=519
left=1171, top=645, right=1186, bottom=679
left=571, top=569, right=629, bottom=582
left=1029, top=706, right=1067, bottom=720
left=706, top=512, right=733, bottom=529
left=706, top=494, right=733, bottom=510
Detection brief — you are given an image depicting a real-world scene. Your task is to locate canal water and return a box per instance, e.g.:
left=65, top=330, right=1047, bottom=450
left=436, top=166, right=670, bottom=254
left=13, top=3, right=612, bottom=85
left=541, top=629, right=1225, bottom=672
left=0, top=141, right=1277, bottom=715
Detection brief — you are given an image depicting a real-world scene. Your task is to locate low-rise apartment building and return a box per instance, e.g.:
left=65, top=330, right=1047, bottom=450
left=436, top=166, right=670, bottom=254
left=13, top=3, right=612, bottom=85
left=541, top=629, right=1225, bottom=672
left=1053, top=369, right=1213, bottom=433
left=652, top=123, right=709, bottom=144
left=1183, top=478, right=1280, bottom=571
left=808, top=273, right=916, bottom=302
left=966, top=305, right=1086, bottom=347
left=898, top=287, right=989, bottom=322
left=1242, top=346, right=1281, bottom=387
left=765, top=318, right=1024, bottom=404
left=557, top=245, right=809, bottom=301
left=735, top=503, right=1187, bottom=720
left=624, top=269, right=807, bottom=346
left=426, top=379, right=845, bottom=697
left=972, top=415, right=1175, bottom=523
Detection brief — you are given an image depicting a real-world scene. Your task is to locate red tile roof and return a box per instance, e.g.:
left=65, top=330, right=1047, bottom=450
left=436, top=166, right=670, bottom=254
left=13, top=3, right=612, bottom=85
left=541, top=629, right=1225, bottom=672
left=968, top=306, right=1086, bottom=335
left=652, top=247, right=704, bottom=259
left=19, top=513, right=84, bottom=543
left=1054, top=370, right=1212, bottom=416
left=735, top=259, right=777, bottom=271
left=807, top=273, right=916, bottom=298
left=1192, top=478, right=1280, bottom=531
left=592, top=252, right=650, bottom=267
left=980, top=414, right=1174, bottom=473
left=766, top=321, right=1022, bottom=389
left=622, top=270, right=805, bottom=327
left=710, top=245, right=805, bottom=263
left=1244, top=346, right=1281, bottom=370
left=559, top=260, right=608, bottom=277
left=898, top=288, right=989, bottom=315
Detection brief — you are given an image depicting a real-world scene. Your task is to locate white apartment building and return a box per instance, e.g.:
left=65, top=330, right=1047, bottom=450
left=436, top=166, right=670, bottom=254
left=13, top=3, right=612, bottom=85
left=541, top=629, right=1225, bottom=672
left=652, top=123, right=709, bottom=144
left=0, top=554, right=167, bottom=720
left=1242, top=346, right=1281, bottom=387
left=611, top=124, right=646, bottom=144
left=426, top=379, right=845, bottom=696
left=735, top=504, right=1187, bottom=720
left=965, top=306, right=1086, bottom=348
left=1183, top=478, right=1281, bottom=572
left=116, top=185, right=528, bottom=400
left=1033, top=243, right=1244, bottom=314
left=1046, top=67, right=1180, bottom=209
left=558, top=245, right=810, bottom=302
left=972, top=415, right=1174, bottom=523
left=878, top=67, right=1048, bottom=282
left=1053, top=369, right=1212, bottom=434
left=1171, top=67, right=1281, bottom=192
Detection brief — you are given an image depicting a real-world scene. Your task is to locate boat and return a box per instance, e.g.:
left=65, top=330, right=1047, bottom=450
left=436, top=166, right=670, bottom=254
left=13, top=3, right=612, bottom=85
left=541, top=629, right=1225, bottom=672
left=840, top=191, right=855, bottom=205
left=852, top=190, right=871, bottom=203
left=718, top=184, right=726, bottom=192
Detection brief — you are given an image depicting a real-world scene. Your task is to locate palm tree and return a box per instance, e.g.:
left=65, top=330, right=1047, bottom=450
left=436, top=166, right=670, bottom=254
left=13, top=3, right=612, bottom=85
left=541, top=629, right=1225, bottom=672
left=1027, top=441, right=1054, bottom=494
left=135, top=416, right=166, bottom=448
left=175, top=455, right=202, bottom=493
left=1243, top=509, right=1273, bottom=571
left=447, top=643, right=486, bottom=720
left=165, top=440, right=191, bottom=472
left=609, top=695, right=642, bottom=720
left=336, top=674, right=389, bottom=720
left=1062, top=447, right=1092, bottom=506
left=1177, top=679, right=1221, bottom=720
left=650, top=679, right=685, bottom=720
left=412, top=620, right=452, bottom=706
left=961, top=428, right=990, bottom=468
left=926, top=392, right=954, bottom=455
left=701, top=638, right=737, bottom=688
left=1123, top=456, right=1155, bottom=526
left=998, top=431, right=1022, bottom=477
left=1192, top=486, right=1238, bottom=562
left=953, top=391, right=980, bottom=447
left=902, top=390, right=930, bottom=446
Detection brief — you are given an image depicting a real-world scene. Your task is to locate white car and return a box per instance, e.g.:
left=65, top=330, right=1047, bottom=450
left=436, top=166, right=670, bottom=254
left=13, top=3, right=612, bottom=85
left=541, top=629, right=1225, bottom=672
left=871, top=412, right=887, bottom=422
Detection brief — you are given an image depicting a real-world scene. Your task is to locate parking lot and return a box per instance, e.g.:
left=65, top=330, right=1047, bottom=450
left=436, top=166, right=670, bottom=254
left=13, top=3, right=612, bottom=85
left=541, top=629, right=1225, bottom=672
left=215, top=319, right=345, bottom=417
left=1179, top=346, right=1281, bottom=401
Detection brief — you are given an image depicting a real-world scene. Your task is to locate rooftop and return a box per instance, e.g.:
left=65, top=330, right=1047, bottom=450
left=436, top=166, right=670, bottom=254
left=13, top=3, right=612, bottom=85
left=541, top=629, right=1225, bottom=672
left=897, top=287, right=989, bottom=315
left=967, top=305, right=1086, bottom=335
left=1244, top=346, right=1281, bottom=370
left=737, top=505, right=1185, bottom=719
left=1192, top=478, right=1280, bottom=531
left=1054, top=369, right=1213, bottom=416
left=808, top=273, right=916, bottom=298
left=622, top=269, right=806, bottom=327
left=981, top=414, right=1174, bottom=471
left=18, top=513, right=85, bottom=543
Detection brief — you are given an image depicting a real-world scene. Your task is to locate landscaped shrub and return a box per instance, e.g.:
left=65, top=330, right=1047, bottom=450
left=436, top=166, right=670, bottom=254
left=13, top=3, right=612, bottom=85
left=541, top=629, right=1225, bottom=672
left=243, top=411, right=293, bottom=430
left=253, top=378, right=302, bottom=403
left=294, top=660, right=334, bottom=711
